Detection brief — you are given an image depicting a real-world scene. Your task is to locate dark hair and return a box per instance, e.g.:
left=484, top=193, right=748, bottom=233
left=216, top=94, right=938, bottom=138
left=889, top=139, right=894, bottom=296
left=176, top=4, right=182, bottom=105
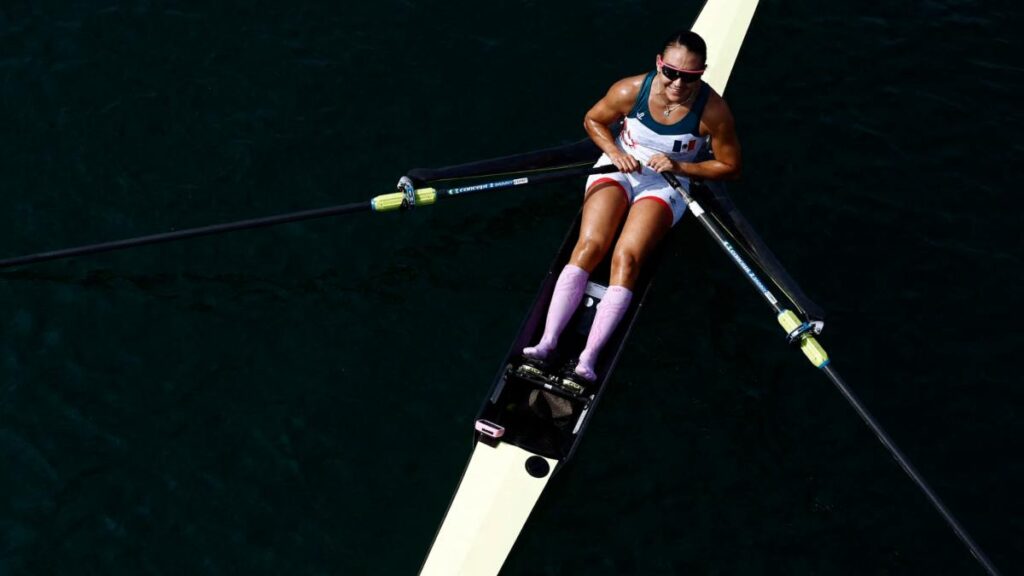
left=661, top=30, right=708, bottom=66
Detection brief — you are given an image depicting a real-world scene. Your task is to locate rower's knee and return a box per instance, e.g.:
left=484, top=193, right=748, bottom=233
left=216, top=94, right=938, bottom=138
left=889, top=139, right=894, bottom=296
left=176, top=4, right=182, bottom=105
left=611, top=247, right=641, bottom=285
left=571, top=236, right=610, bottom=271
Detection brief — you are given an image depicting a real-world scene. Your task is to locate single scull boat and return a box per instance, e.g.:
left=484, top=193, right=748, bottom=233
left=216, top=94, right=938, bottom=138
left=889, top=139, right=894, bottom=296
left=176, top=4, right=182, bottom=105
left=418, top=0, right=761, bottom=573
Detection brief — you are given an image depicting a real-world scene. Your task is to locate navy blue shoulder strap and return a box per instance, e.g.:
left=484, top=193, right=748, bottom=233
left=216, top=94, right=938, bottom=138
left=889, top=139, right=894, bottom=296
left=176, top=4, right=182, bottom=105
left=689, top=81, right=711, bottom=131
left=669, top=81, right=711, bottom=137
left=627, top=72, right=656, bottom=118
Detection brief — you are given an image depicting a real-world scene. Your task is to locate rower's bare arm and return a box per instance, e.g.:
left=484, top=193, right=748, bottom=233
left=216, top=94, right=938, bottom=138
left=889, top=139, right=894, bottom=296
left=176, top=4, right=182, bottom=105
left=584, top=77, right=643, bottom=173
left=679, top=96, right=742, bottom=180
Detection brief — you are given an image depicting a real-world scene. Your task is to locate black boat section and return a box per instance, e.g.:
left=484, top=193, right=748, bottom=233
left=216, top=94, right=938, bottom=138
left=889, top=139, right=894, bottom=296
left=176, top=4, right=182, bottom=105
left=476, top=206, right=663, bottom=469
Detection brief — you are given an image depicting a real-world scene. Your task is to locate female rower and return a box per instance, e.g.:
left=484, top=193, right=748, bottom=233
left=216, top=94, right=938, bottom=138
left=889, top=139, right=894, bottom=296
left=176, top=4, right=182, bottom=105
left=523, top=30, right=742, bottom=381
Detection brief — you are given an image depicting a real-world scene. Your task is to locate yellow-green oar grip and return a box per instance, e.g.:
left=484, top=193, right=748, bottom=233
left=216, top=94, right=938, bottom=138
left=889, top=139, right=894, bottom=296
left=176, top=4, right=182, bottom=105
left=371, top=188, right=438, bottom=212
left=777, top=310, right=830, bottom=368
left=797, top=335, right=829, bottom=368
left=777, top=309, right=803, bottom=333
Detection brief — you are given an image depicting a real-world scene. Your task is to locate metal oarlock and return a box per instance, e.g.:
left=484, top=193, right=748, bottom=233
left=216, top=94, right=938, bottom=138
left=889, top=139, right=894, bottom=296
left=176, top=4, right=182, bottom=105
left=397, top=176, right=417, bottom=209
left=785, top=320, right=820, bottom=345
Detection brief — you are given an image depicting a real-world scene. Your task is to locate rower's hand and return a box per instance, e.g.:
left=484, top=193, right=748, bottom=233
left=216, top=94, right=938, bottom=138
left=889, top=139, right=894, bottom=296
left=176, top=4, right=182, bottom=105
left=647, top=153, right=677, bottom=173
left=609, top=151, right=641, bottom=174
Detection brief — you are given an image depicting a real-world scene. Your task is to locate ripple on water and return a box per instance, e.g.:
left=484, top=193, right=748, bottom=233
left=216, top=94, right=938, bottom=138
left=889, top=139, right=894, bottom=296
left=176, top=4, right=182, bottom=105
left=0, top=430, right=61, bottom=558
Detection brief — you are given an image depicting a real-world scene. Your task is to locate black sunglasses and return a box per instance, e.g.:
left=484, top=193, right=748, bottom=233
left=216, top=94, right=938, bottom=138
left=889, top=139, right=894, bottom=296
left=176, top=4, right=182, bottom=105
left=658, top=55, right=705, bottom=84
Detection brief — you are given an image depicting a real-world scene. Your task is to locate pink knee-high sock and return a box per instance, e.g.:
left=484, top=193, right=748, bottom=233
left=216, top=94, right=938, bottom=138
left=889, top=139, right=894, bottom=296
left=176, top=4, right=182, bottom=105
left=575, top=285, right=633, bottom=382
left=523, top=265, right=589, bottom=361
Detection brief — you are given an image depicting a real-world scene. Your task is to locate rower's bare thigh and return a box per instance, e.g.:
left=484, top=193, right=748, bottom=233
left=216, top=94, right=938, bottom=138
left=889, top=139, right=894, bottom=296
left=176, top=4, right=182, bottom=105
left=570, top=182, right=630, bottom=270
left=609, top=199, right=672, bottom=287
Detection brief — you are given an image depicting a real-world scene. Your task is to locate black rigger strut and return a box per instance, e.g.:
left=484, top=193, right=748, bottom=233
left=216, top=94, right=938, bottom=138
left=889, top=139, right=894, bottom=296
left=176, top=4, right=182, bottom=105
left=662, top=172, right=1001, bottom=576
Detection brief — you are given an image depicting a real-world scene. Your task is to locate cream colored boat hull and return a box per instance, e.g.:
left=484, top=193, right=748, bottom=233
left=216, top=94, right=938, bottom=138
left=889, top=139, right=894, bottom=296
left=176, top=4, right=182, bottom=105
left=420, top=442, right=557, bottom=576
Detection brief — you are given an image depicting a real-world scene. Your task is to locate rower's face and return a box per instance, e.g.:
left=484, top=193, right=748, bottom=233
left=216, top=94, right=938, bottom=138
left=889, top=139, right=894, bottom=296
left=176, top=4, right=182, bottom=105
left=658, top=46, right=704, bottom=99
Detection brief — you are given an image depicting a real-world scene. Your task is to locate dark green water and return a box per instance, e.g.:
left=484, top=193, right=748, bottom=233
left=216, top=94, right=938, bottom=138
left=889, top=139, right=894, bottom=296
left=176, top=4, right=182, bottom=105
left=2, top=1, right=1021, bottom=574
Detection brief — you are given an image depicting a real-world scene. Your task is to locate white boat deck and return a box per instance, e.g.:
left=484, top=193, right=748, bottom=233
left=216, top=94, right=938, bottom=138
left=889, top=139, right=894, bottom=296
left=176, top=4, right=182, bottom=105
left=420, top=442, right=557, bottom=576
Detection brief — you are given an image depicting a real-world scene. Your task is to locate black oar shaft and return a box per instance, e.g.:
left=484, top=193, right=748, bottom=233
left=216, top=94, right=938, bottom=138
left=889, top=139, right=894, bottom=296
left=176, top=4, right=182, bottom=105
left=439, top=163, right=618, bottom=198
left=662, top=172, right=1001, bottom=576
left=657, top=175, right=781, bottom=312
left=822, top=366, right=1001, bottom=576
left=1, top=163, right=616, bottom=270
left=1, top=201, right=372, bottom=269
